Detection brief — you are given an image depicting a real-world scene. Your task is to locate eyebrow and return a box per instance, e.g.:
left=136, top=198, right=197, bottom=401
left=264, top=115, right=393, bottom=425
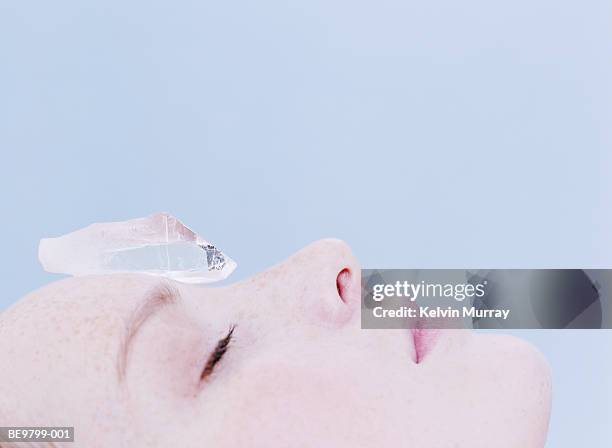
left=117, top=283, right=181, bottom=382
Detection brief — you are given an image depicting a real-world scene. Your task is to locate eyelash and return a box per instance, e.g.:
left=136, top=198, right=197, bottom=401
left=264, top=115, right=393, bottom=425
left=200, top=325, right=236, bottom=381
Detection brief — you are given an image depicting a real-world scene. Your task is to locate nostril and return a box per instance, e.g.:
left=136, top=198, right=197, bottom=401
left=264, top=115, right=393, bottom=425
left=336, top=268, right=352, bottom=304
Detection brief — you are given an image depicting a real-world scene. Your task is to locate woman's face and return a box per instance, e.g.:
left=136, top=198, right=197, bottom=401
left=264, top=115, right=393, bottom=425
left=0, top=240, right=551, bottom=447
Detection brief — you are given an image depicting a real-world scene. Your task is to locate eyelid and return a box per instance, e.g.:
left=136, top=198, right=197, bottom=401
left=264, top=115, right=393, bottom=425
left=200, top=325, right=236, bottom=381
left=119, top=283, right=181, bottom=383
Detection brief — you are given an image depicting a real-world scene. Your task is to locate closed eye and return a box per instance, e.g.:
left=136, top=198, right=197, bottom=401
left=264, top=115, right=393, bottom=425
left=200, top=325, right=236, bottom=381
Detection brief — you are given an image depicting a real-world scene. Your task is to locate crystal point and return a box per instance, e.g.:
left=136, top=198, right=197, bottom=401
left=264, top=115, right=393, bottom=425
left=38, top=213, right=237, bottom=284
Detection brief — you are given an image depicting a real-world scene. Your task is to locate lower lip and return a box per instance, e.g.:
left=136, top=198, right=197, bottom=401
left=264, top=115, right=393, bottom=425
left=411, top=329, right=440, bottom=363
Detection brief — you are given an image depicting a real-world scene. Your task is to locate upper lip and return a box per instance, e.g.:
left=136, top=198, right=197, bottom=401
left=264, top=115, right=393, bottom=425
left=411, top=328, right=440, bottom=364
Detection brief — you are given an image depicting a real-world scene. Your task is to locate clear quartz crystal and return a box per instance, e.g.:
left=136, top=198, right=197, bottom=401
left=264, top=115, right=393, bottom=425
left=38, top=213, right=237, bottom=284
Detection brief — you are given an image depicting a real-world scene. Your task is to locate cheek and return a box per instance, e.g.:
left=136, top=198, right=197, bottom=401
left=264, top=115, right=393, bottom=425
left=208, top=363, right=355, bottom=445
left=205, top=351, right=406, bottom=448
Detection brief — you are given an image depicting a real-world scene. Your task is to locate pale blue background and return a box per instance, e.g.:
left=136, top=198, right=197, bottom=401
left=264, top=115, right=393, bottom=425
left=1, top=1, right=610, bottom=445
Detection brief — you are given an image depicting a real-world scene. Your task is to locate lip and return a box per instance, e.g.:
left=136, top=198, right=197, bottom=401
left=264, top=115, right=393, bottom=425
left=411, top=328, right=440, bottom=364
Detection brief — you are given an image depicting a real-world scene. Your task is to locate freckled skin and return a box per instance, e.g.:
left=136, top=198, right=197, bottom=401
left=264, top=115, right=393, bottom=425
left=0, top=240, right=551, bottom=447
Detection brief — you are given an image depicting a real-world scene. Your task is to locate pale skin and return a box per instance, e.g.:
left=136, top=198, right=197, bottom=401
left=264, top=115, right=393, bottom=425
left=0, top=239, right=551, bottom=447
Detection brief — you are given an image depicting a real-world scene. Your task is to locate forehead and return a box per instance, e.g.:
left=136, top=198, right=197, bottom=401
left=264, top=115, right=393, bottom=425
left=0, top=274, right=239, bottom=356
left=0, top=275, right=166, bottom=362
left=0, top=276, right=161, bottom=419
left=6, top=274, right=162, bottom=321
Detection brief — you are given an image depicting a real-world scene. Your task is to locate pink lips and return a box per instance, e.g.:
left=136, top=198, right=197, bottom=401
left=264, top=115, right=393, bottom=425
left=411, top=329, right=440, bottom=364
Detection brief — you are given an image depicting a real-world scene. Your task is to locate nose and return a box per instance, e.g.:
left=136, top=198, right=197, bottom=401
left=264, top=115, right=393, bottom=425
left=268, top=239, right=361, bottom=326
